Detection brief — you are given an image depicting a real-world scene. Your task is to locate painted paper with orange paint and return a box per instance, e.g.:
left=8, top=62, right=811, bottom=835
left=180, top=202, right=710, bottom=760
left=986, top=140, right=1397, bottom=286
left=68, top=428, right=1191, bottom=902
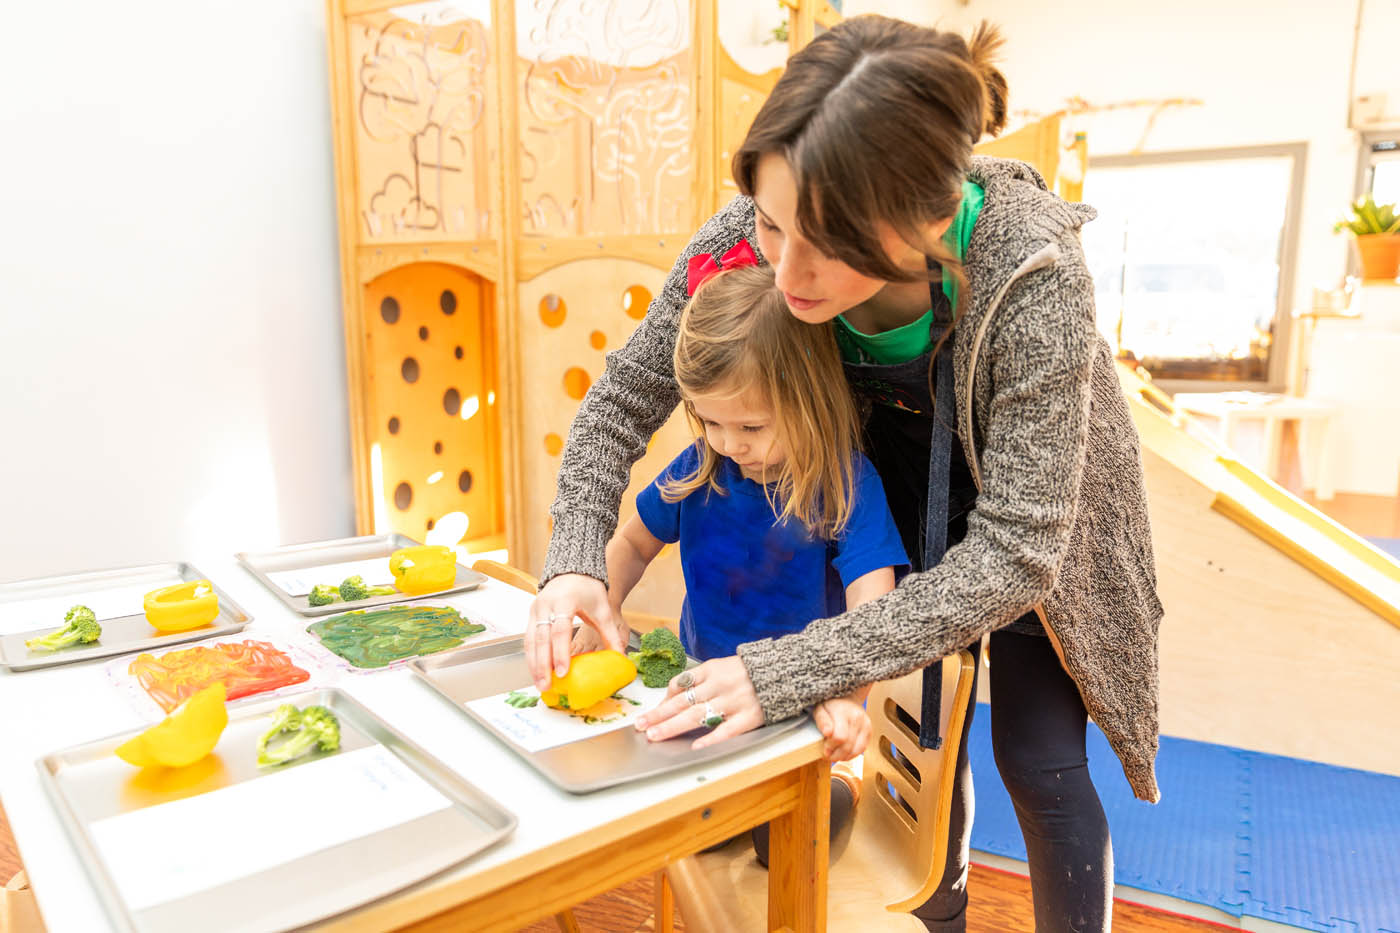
left=127, top=640, right=311, bottom=713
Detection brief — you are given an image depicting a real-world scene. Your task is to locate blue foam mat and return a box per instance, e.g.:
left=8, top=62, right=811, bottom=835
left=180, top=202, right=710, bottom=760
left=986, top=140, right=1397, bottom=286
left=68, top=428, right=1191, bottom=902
left=965, top=703, right=1400, bottom=932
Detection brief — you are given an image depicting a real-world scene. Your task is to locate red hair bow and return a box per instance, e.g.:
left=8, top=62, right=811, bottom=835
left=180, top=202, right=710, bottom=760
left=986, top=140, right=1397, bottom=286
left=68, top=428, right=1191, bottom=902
left=685, top=240, right=759, bottom=295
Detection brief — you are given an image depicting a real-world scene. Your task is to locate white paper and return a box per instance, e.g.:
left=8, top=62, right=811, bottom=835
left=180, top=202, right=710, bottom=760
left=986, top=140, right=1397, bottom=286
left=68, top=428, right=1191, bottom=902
left=0, top=580, right=184, bottom=636
left=467, top=678, right=672, bottom=752
left=265, top=558, right=396, bottom=597
left=88, top=745, right=452, bottom=911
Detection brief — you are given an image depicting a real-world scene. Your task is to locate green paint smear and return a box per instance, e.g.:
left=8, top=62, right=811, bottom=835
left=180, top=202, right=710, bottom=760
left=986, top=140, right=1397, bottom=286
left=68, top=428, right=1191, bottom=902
left=307, top=606, right=485, bottom=668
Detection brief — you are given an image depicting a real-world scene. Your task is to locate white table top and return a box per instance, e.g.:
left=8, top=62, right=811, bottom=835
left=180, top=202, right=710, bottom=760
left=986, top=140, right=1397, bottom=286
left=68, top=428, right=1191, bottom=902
left=0, top=549, right=820, bottom=932
left=1172, top=391, right=1335, bottom=418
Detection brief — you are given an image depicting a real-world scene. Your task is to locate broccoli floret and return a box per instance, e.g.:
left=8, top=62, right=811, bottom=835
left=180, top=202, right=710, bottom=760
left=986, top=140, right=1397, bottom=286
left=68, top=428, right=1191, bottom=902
left=627, top=627, right=687, bottom=687
left=338, top=575, right=396, bottom=602
left=25, top=606, right=101, bottom=652
left=257, top=704, right=340, bottom=767
left=308, top=584, right=340, bottom=607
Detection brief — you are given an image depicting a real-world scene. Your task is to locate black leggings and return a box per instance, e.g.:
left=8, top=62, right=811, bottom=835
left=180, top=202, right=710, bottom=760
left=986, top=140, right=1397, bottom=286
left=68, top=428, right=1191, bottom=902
left=913, top=629, right=1113, bottom=933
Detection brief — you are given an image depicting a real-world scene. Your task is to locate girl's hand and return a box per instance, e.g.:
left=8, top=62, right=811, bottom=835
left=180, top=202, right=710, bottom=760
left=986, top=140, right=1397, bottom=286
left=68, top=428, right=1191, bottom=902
left=634, top=656, right=764, bottom=749
left=569, top=609, right=630, bottom=657
left=812, top=694, right=871, bottom=762
left=525, top=574, right=626, bottom=690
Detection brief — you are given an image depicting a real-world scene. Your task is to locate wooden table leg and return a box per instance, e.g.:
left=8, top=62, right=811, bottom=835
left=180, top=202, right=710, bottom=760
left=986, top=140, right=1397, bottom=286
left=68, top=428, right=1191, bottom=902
left=653, top=868, right=674, bottom=933
left=766, top=758, right=829, bottom=933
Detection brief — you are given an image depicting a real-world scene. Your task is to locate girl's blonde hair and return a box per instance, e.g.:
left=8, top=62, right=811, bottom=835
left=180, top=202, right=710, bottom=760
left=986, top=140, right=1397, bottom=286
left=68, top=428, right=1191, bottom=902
left=662, top=263, right=861, bottom=540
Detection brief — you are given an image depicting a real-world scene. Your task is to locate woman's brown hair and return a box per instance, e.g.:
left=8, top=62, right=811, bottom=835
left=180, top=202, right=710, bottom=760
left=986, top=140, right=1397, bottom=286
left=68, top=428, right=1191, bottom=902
left=663, top=264, right=861, bottom=540
left=733, top=15, right=1008, bottom=298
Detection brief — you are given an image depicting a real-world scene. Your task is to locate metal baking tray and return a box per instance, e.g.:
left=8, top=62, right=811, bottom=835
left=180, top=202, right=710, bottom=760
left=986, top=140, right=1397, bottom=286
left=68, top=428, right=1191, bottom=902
left=0, top=563, right=252, bottom=673
left=413, top=637, right=810, bottom=793
left=39, top=686, right=516, bottom=933
left=236, top=533, right=487, bottom=617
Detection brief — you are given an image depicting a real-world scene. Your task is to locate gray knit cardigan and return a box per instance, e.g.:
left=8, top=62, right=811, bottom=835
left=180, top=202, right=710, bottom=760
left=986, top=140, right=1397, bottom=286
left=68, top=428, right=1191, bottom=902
left=543, top=156, right=1164, bottom=802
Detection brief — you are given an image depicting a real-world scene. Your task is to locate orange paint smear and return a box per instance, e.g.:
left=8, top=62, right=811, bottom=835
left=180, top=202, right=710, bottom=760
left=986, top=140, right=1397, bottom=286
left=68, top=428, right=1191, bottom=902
left=128, top=639, right=310, bottom=713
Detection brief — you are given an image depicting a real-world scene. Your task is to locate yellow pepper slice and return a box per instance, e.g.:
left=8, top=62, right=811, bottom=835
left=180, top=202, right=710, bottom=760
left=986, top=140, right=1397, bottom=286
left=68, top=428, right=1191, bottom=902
left=388, top=545, right=457, bottom=595
left=541, top=650, right=638, bottom=711
left=115, top=683, right=229, bottom=768
left=144, top=580, right=220, bottom=632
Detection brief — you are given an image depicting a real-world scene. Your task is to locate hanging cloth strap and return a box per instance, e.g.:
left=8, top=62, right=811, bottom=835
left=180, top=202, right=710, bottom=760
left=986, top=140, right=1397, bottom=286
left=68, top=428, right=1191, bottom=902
left=918, top=267, right=958, bottom=750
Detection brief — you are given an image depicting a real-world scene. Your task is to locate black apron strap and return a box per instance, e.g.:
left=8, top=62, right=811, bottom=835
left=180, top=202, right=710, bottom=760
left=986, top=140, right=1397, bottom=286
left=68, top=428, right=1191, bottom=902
left=919, top=277, right=957, bottom=750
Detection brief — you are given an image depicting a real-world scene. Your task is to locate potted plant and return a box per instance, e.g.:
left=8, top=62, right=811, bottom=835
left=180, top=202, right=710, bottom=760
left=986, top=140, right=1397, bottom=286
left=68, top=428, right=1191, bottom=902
left=1335, top=195, right=1400, bottom=281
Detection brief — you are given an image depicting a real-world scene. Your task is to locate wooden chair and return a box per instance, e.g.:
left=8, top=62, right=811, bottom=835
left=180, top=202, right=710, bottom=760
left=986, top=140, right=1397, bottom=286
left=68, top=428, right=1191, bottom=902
left=662, top=648, right=977, bottom=932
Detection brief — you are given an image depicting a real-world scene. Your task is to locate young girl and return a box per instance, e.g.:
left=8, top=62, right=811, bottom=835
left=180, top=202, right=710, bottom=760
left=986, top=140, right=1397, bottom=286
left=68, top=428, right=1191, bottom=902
left=573, top=261, right=908, bottom=857
left=532, top=16, right=1161, bottom=931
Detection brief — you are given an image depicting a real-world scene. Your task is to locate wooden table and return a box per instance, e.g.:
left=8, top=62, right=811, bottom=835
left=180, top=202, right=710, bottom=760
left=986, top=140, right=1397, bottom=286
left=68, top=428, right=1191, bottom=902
left=0, top=555, right=830, bottom=933
left=1173, top=391, right=1336, bottom=500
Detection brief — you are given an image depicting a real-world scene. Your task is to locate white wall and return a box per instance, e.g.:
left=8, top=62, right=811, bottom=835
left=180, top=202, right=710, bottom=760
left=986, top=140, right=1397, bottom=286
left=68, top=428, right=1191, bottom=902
left=0, top=0, right=354, bottom=580
left=843, top=0, right=1362, bottom=348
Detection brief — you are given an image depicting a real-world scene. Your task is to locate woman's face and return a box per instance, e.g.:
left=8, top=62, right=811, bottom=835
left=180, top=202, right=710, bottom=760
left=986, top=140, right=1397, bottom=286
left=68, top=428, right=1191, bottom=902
left=751, top=152, right=936, bottom=324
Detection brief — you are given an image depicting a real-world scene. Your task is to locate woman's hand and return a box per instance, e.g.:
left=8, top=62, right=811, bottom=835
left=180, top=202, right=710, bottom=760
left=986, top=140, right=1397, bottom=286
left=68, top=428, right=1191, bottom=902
left=812, top=695, right=871, bottom=762
left=524, top=574, right=626, bottom=690
left=634, top=656, right=764, bottom=749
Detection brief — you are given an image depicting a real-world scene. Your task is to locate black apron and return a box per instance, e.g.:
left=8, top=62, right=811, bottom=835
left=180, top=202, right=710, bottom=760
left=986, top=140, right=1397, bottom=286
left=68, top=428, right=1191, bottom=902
left=841, top=277, right=1040, bottom=749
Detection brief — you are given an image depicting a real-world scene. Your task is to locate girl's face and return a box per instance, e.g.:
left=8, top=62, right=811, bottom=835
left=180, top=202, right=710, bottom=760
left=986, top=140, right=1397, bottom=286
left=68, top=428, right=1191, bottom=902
left=751, top=152, right=945, bottom=323
left=690, top=390, right=785, bottom=483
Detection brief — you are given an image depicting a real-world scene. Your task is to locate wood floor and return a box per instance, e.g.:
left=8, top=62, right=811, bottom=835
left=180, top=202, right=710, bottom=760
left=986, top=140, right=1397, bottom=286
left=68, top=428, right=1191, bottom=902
left=513, top=863, right=1230, bottom=932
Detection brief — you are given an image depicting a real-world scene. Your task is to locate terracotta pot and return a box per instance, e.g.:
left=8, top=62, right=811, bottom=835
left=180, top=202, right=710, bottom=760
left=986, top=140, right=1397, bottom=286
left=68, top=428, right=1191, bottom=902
left=1355, top=233, right=1400, bottom=282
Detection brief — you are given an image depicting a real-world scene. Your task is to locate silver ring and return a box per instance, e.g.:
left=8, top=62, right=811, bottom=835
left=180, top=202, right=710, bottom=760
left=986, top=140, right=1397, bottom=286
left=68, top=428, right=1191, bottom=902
left=675, top=670, right=694, bottom=689
left=548, top=612, right=567, bottom=622
left=684, top=686, right=698, bottom=706
left=700, top=702, right=724, bottom=729
left=533, top=618, right=553, bottom=626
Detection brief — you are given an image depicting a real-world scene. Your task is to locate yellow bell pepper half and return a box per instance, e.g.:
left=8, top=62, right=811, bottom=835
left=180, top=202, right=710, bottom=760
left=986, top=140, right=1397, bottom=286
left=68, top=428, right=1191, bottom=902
left=115, top=683, right=229, bottom=769
left=388, top=545, right=457, bottom=595
left=144, top=580, right=220, bottom=633
left=541, top=650, right=638, bottom=712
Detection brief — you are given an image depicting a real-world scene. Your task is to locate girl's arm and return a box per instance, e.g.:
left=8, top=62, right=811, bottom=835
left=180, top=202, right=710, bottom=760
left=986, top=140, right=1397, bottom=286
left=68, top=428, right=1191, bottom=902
left=606, top=515, right=667, bottom=613
left=839, top=567, right=896, bottom=704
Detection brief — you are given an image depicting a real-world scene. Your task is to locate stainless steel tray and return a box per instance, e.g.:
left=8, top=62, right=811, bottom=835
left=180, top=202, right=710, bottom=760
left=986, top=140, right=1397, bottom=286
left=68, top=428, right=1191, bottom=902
left=236, top=533, right=487, bottom=617
left=39, top=686, right=516, bottom=933
left=413, top=637, right=810, bottom=793
left=0, top=563, right=252, bottom=673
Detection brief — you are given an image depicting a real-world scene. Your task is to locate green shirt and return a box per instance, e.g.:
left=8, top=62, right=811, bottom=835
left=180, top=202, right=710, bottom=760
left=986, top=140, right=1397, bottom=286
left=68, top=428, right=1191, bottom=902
left=835, top=180, right=985, bottom=366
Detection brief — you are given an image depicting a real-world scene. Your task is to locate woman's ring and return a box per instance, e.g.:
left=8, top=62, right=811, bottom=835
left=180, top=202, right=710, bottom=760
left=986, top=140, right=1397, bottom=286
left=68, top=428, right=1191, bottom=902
left=684, top=686, right=698, bottom=706
left=533, top=618, right=553, bottom=626
left=700, top=702, right=724, bottom=729
left=548, top=612, right=567, bottom=622
left=675, top=670, right=694, bottom=689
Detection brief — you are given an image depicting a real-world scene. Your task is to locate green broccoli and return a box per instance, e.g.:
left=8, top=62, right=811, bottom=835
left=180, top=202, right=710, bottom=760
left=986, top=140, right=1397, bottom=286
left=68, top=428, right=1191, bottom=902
left=338, top=575, right=396, bottom=602
left=25, top=605, right=101, bottom=652
left=628, top=626, right=687, bottom=688
left=308, top=584, right=340, bottom=607
left=257, top=704, right=341, bottom=768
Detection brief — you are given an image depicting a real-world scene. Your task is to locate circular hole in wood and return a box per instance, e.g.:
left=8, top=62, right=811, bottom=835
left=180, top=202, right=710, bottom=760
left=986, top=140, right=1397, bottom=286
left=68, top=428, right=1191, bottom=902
left=434, top=441, right=443, bottom=455
left=388, top=416, right=400, bottom=435
left=402, top=357, right=420, bottom=383
left=454, top=345, right=464, bottom=360
left=394, top=482, right=412, bottom=510
left=458, top=470, right=473, bottom=494
left=545, top=433, right=563, bottom=456
left=563, top=366, right=591, bottom=400
left=443, top=387, right=461, bottom=416
left=380, top=296, right=400, bottom=324
left=441, top=290, right=457, bottom=315
left=539, top=294, right=567, bottom=328
left=589, top=330, right=606, bottom=350
left=622, top=285, right=651, bottom=320
left=418, top=325, right=429, bottom=341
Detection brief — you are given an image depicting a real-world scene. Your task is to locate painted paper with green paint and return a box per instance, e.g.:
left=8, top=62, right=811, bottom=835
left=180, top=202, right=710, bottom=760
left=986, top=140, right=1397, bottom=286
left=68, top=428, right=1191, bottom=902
left=307, top=606, right=486, bottom=668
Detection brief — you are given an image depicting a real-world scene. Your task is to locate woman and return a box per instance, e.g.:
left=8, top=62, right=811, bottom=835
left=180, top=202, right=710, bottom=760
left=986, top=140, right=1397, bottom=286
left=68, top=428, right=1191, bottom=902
left=526, top=15, right=1161, bottom=931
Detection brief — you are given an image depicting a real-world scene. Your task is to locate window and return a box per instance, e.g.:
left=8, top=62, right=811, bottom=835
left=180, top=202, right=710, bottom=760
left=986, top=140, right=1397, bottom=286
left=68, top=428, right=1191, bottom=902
left=1358, top=134, right=1400, bottom=206
left=1080, top=145, right=1305, bottom=389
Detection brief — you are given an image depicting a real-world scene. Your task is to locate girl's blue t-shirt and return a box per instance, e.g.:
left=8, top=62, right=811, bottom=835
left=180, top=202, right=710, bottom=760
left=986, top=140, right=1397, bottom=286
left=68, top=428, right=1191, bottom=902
left=636, top=445, right=909, bottom=662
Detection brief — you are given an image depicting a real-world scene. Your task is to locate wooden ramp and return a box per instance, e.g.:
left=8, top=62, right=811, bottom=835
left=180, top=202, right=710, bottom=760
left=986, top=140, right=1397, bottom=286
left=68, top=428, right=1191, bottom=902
left=1116, top=364, right=1400, bottom=776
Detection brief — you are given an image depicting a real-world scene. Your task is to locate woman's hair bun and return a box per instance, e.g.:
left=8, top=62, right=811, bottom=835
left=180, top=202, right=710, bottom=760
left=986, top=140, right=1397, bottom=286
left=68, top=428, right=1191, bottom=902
left=966, top=20, right=1008, bottom=139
